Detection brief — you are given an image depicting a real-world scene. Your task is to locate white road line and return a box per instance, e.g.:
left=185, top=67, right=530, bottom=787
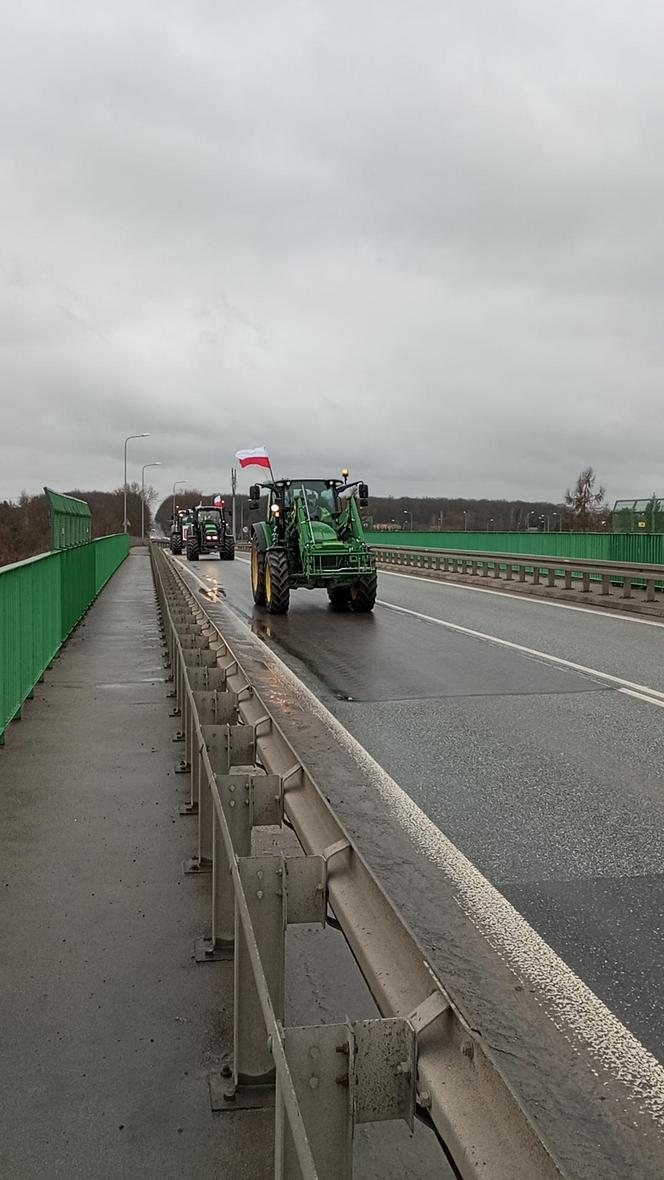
left=378, top=567, right=664, bottom=628
left=183, top=554, right=664, bottom=706
left=619, top=687, right=664, bottom=709
left=180, top=563, right=664, bottom=1123
left=170, top=550, right=664, bottom=1119
left=377, top=598, right=664, bottom=705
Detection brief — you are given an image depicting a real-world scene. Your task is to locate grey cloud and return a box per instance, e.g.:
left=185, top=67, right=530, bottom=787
left=1, top=1, right=663, bottom=505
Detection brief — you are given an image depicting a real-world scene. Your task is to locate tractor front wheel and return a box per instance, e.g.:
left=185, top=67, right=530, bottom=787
left=186, top=538, right=200, bottom=562
left=223, top=533, right=235, bottom=561
left=349, top=571, right=377, bottom=612
left=327, top=586, right=351, bottom=611
left=265, top=550, right=290, bottom=615
left=251, top=542, right=266, bottom=604
left=171, top=536, right=182, bottom=555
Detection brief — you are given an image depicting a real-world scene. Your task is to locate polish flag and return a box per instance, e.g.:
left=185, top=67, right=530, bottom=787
left=235, top=446, right=271, bottom=470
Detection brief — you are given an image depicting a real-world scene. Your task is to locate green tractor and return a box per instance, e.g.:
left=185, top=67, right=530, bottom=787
left=186, top=503, right=235, bottom=562
left=248, top=476, right=377, bottom=615
left=169, top=508, right=194, bottom=555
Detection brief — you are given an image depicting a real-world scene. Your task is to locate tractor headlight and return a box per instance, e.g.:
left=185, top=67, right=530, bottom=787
left=270, top=504, right=280, bottom=517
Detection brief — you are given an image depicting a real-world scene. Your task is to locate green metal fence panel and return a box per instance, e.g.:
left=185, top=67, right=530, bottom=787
left=0, top=534, right=129, bottom=745
left=365, top=531, right=664, bottom=565
left=44, top=487, right=92, bottom=549
left=94, top=534, right=132, bottom=594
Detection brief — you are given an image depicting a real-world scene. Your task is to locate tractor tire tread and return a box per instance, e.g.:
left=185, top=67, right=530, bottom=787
left=266, top=550, right=290, bottom=615
left=350, top=570, right=377, bottom=612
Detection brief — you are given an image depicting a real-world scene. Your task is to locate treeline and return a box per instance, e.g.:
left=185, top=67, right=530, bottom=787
left=366, top=496, right=581, bottom=532
left=156, top=489, right=608, bottom=536
left=0, top=484, right=154, bottom=567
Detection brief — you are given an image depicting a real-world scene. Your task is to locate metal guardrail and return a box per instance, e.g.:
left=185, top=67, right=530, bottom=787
left=151, top=544, right=562, bottom=1180
left=372, top=544, right=664, bottom=604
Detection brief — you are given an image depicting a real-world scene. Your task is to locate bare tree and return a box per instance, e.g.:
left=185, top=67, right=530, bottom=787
left=564, top=467, right=607, bottom=532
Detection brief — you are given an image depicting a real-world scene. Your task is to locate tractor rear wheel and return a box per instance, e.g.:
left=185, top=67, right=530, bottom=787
left=251, top=541, right=266, bottom=604
left=327, top=586, right=351, bottom=611
left=349, top=571, right=377, bottom=612
left=223, top=533, right=235, bottom=561
left=265, top=550, right=290, bottom=615
left=186, top=537, right=200, bottom=562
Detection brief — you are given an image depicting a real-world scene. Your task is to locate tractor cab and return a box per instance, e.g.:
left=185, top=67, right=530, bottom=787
left=185, top=503, right=235, bottom=563
left=248, top=473, right=375, bottom=615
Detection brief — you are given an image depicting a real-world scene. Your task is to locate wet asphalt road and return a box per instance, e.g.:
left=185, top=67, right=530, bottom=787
left=182, top=554, right=664, bottom=1062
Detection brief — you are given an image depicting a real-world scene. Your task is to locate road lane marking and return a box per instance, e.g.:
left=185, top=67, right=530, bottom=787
left=170, top=550, right=664, bottom=1117
left=619, top=688, right=664, bottom=709
left=183, top=555, right=664, bottom=706
left=176, top=563, right=664, bottom=1123
left=377, top=599, right=664, bottom=706
left=378, top=567, right=664, bottom=628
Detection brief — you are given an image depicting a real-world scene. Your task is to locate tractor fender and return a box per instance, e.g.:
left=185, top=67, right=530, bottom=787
left=251, top=522, right=272, bottom=552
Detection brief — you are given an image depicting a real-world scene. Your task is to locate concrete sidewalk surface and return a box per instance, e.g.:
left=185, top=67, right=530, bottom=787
left=1, top=550, right=444, bottom=1180
left=1, top=550, right=268, bottom=1179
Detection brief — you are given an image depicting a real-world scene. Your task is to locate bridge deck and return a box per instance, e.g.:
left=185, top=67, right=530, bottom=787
left=0, top=550, right=269, bottom=1180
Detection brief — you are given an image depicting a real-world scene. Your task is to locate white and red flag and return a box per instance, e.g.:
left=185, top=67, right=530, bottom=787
left=235, top=446, right=272, bottom=471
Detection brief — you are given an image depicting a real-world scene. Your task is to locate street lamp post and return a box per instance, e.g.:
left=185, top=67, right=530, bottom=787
left=231, top=467, right=237, bottom=540
left=463, top=510, right=468, bottom=532
left=141, top=463, right=161, bottom=542
left=123, top=433, right=150, bottom=533
left=172, top=480, right=188, bottom=516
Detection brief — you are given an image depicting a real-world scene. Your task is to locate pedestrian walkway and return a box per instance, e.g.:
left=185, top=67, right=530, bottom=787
left=0, top=549, right=270, bottom=1180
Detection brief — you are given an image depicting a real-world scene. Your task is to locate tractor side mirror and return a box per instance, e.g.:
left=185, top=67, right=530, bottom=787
left=248, top=485, right=260, bottom=510
left=358, top=483, right=369, bottom=507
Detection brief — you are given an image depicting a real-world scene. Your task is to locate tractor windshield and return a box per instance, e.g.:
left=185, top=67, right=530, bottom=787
left=285, top=481, right=339, bottom=518
left=198, top=509, right=223, bottom=525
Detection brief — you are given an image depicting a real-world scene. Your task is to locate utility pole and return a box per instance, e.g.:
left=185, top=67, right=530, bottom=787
left=231, top=467, right=237, bottom=540
left=141, top=462, right=161, bottom=542
left=123, top=433, right=150, bottom=532
left=172, top=480, right=187, bottom=516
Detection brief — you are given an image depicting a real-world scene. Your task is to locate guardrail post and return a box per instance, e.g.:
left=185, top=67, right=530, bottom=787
left=233, top=854, right=285, bottom=1095
left=622, top=576, right=633, bottom=599
left=197, top=773, right=282, bottom=962
left=276, top=1014, right=417, bottom=1180
left=182, top=706, right=240, bottom=868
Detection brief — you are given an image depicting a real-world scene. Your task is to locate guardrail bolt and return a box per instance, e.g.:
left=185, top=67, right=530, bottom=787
left=335, top=1043, right=349, bottom=1055
left=461, top=1040, right=475, bottom=1060
left=418, top=1090, right=432, bottom=1110
left=256, top=889, right=264, bottom=899
left=335, top=1074, right=349, bottom=1087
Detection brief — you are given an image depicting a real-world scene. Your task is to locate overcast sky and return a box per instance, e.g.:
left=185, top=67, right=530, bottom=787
left=1, top=1, right=663, bottom=505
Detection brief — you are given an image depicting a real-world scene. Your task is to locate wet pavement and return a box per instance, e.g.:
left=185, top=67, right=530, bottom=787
left=0, top=550, right=446, bottom=1180
left=186, top=553, right=664, bottom=1064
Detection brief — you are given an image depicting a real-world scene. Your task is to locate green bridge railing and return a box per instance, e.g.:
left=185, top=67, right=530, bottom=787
left=0, top=534, right=129, bottom=745
left=365, top=530, right=664, bottom=564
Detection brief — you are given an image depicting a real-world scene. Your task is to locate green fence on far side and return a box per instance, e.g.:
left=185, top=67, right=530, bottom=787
left=44, top=487, right=92, bottom=549
left=365, top=531, right=664, bottom=565
left=0, top=534, right=129, bottom=745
